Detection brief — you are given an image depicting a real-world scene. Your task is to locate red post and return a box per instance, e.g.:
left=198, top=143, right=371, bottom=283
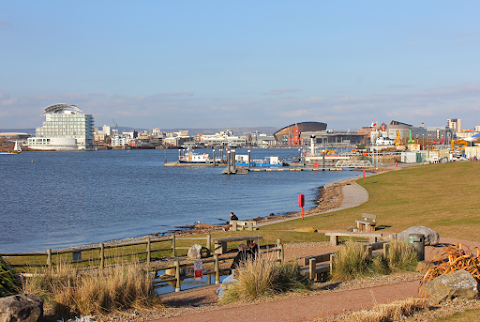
left=298, top=194, right=305, bottom=220
left=363, top=170, right=366, bottom=184
left=395, top=161, right=397, bottom=168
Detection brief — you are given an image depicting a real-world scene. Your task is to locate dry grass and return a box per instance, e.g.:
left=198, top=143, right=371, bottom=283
left=384, top=239, right=419, bottom=273
left=332, top=240, right=418, bottom=282
left=23, top=262, right=160, bottom=318
left=342, top=298, right=428, bottom=322
left=220, top=259, right=311, bottom=304
left=317, top=298, right=428, bottom=322
left=331, top=240, right=372, bottom=281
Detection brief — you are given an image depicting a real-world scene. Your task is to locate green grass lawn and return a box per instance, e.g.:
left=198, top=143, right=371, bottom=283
left=262, top=161, right=480, bottom=243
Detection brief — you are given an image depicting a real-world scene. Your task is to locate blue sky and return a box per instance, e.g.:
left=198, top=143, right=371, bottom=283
left=1, top=1, right=479, bottom=130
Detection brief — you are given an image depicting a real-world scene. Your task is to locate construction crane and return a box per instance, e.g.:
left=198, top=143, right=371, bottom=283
left=450, top=139, right=468, bottom=151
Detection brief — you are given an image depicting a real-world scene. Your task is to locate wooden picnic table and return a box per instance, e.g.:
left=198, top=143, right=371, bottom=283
left=213, top=235, right=263, bottom=254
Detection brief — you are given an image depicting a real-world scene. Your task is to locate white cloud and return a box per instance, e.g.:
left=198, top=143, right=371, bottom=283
left=2, top=83, right=480, bottom=130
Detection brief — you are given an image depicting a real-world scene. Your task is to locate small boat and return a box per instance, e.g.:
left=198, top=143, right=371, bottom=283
left=178, top=147, right=211, bottom=164
left=0, top=140, right=22, bottom=155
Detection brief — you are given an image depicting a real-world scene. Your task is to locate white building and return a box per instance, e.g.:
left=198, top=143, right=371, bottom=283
left=111, top=135, right=127, bottom=146
left=28, top=104, right=94, bottom=150
left=447, top=118, right=462, bottom=134
left=103, top=125, right=111, bottom=136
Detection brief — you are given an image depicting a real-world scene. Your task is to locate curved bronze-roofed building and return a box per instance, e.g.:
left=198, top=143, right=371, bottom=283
left=273, top=122, right=327, bottom=142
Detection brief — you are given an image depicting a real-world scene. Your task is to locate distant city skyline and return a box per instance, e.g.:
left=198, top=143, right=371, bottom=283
left=1, top=1, right=479, bottom=130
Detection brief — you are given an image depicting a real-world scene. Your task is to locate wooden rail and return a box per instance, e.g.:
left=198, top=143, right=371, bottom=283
left=153, top=241, right=284, bottom=292
left=0, top=235, right=212, bottom=270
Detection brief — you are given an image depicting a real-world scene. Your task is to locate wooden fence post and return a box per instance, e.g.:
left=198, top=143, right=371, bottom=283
left=174, top=260, right=181, bottom=292
left=214, top=254, right=220, bottom=284
left=383, top=242, right=389, bottom=259
left=146, top=237, right=151, bottom=264
left=329, top=254, right=335, bottom=275
left=100, top=243, right=105, bottom=269
left=309, top=258, right=317, bottom=281
left=365, top=245, right=373, bottom=258
left=172, top=235, right=176, bottom=257
left=47, top=249, right=52, bottom=267
left=206, top=234, right=211, bottom=257
left=276, top=239, right=283, bottom=262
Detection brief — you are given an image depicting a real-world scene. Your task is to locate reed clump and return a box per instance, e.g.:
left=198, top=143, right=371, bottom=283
left=0, top=257, right=21, bottom=297
left=220, top=259, right=311, bottom=304
left=23, top=262, right=160, bottom=318
left=331, top=240, right=372, bottom=281
left=332, top=240, right=418, bottom=282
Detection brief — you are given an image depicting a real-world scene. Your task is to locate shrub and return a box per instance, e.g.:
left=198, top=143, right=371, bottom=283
left=24, top=262, right=160, bottom=318
left=385, top=239, right=418, bottom=273
left=220, top=259, right=311, bottom=304
left=419, top=243, right=480, bottom=294
left=332, top=240, right=418, bottom=282
left=0, top=257, right=21, bottom=297
left=331, top=240, right=372, bottom=281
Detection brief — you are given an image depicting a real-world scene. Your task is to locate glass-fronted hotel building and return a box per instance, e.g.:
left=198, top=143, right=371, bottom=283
left=28, top=104, right=95, bottom=150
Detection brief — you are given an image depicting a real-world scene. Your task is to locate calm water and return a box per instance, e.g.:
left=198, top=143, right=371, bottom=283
left=0, top=149, right=357, bottom=253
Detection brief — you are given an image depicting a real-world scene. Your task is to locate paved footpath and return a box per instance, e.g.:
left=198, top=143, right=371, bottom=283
left=155, top=281, right=419, bottom=322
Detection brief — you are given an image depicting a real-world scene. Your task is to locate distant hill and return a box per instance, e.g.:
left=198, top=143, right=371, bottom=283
left=1, top=127, right=279, bottom=136
left=0, top=128, right=36, bottom=134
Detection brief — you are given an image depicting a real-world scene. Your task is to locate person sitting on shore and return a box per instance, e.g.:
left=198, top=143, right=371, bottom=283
left=230, top=212, right=238, bottom=221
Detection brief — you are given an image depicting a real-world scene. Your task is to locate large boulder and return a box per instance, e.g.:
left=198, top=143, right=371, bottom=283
left=187, top=244, right=203, bottom=259
left=397, top=226, right=440, bottom=246
left=0, top=294, right=44, bottom=322
left=423, top=270, right=479, bottom=303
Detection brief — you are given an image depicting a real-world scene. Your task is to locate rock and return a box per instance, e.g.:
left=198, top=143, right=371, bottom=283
left=0, top=294, right=44, bottom=322
left=424, top=270, right=479, bottom=303
left=187, top=244, right=203, bottom=259
left=397, top=226, right=440, bottom=246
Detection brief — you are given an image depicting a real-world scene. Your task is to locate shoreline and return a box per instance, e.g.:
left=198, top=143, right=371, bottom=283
left=48, top=170, right=384, bottom=254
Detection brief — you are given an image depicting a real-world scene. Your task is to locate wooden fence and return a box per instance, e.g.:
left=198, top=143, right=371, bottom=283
left=0, top=234, right=212, bottom=270
left=154, top=240, right=284, bottom=292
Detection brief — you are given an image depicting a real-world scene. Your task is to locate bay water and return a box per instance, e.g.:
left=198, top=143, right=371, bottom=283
left=0, top=149, right=358, bottom=253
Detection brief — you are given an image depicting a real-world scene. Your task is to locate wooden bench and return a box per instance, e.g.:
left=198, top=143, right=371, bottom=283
left=355, top=213, right=377, bottom=232
left=230, top=220, right=258, bottom=231
left=213, top=235, right=262, bottom=254
left=324, top=231, right=383, bottom=246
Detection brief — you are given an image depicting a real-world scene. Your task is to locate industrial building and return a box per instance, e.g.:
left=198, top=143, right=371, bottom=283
left=27, top=104, right=95, bottom=150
